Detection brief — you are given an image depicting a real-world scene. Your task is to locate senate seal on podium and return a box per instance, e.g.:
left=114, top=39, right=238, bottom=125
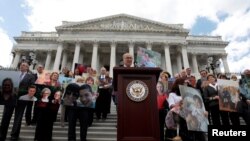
left=126, top=80, right=149, bottom=102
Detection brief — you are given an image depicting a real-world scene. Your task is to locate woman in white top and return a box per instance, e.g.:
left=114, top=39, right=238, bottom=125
left=165, top=78, right=190, bottom=140
left=167, top=78, right=187, bottom=109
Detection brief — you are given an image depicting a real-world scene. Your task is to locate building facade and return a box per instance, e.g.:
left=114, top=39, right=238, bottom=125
left=11, top=14, right=229, bottom=76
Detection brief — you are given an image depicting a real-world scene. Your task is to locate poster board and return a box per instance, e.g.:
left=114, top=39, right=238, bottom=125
left=217, top=79, right=240, bottom=112
left=179, top=85, right=209, bottom=132
left=136, top=47, right=161, bottom=67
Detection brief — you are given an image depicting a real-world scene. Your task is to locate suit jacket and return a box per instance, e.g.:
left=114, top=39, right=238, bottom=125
left=203, top=85, right=219, bottom=107
left=18, top=72, right=36, bottom=97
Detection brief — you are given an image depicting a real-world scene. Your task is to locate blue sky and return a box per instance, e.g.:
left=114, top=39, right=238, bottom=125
left=0, top=0, right=29, bottom=39
left=0, top=0, right=250, bottom=73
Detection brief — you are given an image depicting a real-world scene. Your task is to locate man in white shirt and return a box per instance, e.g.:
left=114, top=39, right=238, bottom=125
left=34, top=64, right=45, bottom=84
left=19, top=85, right=37, bottom=101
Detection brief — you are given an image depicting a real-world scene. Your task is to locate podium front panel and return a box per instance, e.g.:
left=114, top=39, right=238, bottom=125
left=115, top=68, right=161, bottom=141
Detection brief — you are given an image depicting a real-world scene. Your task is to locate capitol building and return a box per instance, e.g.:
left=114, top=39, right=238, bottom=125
left=10, top=14, right=229, bottom=76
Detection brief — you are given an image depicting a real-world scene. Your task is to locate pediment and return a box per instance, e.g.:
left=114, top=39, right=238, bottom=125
left=56, top=14, right=188, bottom=33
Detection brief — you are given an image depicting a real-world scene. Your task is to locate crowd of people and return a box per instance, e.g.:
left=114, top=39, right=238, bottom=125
left=0, top=61, right=113, bottom=141
left=0, top=52, right=249, bottom=141
left=157, top=66, right=250, bottom=141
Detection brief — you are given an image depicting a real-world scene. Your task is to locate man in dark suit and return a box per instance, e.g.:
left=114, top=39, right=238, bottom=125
left=11, top=62, right=36, bottom=141
left=122, top=53, right=134, bottom=68
left=113, top=53, right=134, bottom=108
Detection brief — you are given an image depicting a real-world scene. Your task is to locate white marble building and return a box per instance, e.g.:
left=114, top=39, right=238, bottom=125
left=10, top=14, right=229, bottom=76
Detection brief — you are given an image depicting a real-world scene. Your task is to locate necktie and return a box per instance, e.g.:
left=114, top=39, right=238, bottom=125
left=20, top=72, right=24, bottom=81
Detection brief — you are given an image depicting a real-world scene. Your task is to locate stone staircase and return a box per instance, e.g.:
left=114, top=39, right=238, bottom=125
left=1, top=103, right=247, bottom=141
left=0, top=103, right=117, bottom=141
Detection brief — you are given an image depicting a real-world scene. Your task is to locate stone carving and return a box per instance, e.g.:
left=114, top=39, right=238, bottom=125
left=67, top=17, right=184, bottom=32
left=97, top=20, right=153, bottom=30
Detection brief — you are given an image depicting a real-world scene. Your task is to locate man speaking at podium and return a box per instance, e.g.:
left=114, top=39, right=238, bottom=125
left=122, top=53, right=134, bottom=68
left=113, top=52, right=162, bottom=141
left=113, top=53, right=134, bottom=107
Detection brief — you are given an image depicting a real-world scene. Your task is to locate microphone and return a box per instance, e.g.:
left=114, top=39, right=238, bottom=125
left=134, top=61, right=138, bottom=67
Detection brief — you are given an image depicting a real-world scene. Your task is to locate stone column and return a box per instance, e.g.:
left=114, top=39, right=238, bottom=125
left=29, top=51, right=37, bottom=70
left=53, top=43, right=63, bottom=71
left=79, top=52, right=84, bottom=64
left=222, top=54, right=230, bottom=73
left=11, top=51, right=21, bottom=68
left=45, top=50, right=52, bottom=70
left=181, top=45, right=189, bottom=69
left=61, top=50, right=68, bottom=72
left=177, top=52, right=182, bottom=72
left=91, top=41, right=98, bottom=71
left=146, top=42, right=152, bottom=50
left=192, top=53, right=199, bottom=74
left=109, top=41, right=116, bottom=77
left=164, top=43, right=172, bottom=75
left=72, top=42, right=81, bottom=71
left=129, top=41, right=134, bottom=59
left=214, top=56, right=221, bottom=74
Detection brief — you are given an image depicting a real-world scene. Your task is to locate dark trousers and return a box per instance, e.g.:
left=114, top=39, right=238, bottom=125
left=209, top=105, right=221, bottom=125
left=68, top=107, right=89, bottom=141
left=95, top=88, right=111, bottom=119
left=220, top=111, right=230, bottom=125
left=25, top=102, right=33, bottom=125
left=0, top=106, right=15, bottom=141
left=31, top=102, right=39, bottom=124
left=189, top=131, right=206, bottom=141
left=229, top=112, right=240, bottom=125
left=11, top=101, right=33, bottom=139
left=88, top=108, right=94, bottom=127
left=159, top=109, right=166, bottom=141
left=11, top=104, right=26, bottom=139
left=240, top=105, right=250, bottom=125
left=35, top=108, right=54, bottom=141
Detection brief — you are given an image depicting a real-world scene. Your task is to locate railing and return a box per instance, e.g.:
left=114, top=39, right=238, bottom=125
left=0, top=66, right=18, bottom=71
left=20, top=31, right=58, bottom=37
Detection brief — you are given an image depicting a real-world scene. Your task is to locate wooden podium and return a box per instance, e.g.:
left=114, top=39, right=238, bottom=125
left=113, top=67, right=162, bottom=141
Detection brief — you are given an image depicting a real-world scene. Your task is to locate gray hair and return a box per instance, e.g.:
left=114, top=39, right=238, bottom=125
left=41, top=88, right=51, bottom=96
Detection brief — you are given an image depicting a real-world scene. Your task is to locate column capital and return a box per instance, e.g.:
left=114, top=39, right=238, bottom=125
left=128, top=40, right=135, bottom=46
left=163, top=43, right=170, bottom=48
left=191, top=52, right=197, bottom=56
left=111, top=40, right=117, bottom=46
left=179, top=41, right=188, bottom=46
left=146, top=41, right=152, bottom=45
left=146, top=41, right=152, bottom=50
left=46, top=49, right=52, bottom=53
left=57, top=40, right=64, bottom=44
left=163, top=41, right=169, bottom=46
left=13, top=48, right=21, bottom=52
left=93, top=40, right=99, bottom=46
left=221, top=53, right=228, bottom=58
left=75, top=41, right=81, bottom=45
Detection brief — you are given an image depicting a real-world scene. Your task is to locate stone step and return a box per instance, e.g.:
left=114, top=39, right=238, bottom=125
left=5, top=136, right=116, bottom=141
left=6, top=130, right=116, bottom=138
left=7, top=126, right=117, bottom=132
left=9, top=121, right=116, bottom=128
left=0, top=103, right=118, bottom=141
left=5, top=118, right=117, bottom=126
